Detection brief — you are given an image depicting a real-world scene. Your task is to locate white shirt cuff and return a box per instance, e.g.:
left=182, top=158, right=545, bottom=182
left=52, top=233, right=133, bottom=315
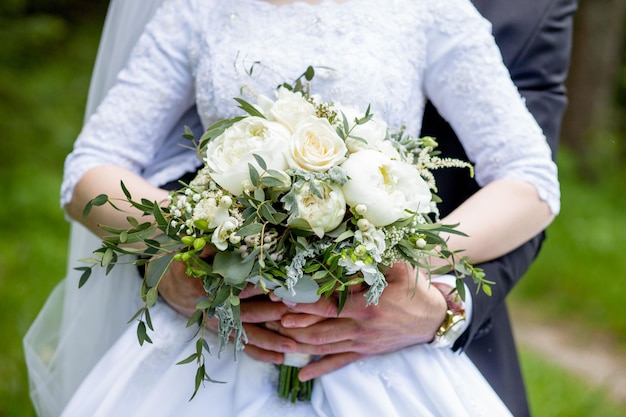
left=431, top=274, right=473, bottom=342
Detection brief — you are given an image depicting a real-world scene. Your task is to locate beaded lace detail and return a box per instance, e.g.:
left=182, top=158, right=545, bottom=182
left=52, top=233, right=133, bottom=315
left=61, top=0, right=559, bottom=214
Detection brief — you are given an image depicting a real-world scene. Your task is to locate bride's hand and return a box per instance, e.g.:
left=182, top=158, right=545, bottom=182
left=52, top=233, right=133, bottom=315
left=158, top=254, right=298, bottom=364
left=265, top=263, right=448, bottom=382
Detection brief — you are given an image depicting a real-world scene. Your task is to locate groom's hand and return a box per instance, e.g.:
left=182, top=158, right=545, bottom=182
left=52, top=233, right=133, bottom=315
left=265, top=263, right=448, bottom=381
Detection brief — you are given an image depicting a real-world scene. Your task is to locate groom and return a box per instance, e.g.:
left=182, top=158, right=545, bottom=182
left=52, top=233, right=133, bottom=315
left=159, top=0, right=577, bottom=415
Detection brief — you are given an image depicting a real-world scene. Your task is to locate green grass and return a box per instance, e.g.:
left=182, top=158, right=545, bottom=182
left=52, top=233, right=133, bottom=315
left=1, top=7, right=625, bottom=417
left=520, top=348, right=626, bottom=417
left=0, top=11, right=104, bottom=417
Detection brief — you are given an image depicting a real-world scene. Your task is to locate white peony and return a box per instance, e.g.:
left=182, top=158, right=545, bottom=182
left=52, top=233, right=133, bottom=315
left=340, top=149, right=432, bottom=227
left=267, top=88, right=317, bottom=133
left=204, top=117, right=291, bottom=195
left=287, top=116, right=348, bottom=172
left=286, top=180, right=346, bottom=238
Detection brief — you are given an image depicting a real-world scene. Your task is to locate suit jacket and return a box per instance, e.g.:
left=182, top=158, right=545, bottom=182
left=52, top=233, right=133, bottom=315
left=420, top=0, right=577, bottom=415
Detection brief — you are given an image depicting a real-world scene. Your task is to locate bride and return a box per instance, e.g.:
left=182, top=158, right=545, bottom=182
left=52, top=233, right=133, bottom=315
left=24, top=0, right=559, bottom=416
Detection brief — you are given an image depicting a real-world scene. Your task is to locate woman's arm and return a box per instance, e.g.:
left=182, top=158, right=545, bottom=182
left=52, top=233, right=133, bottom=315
left=438, top=178, right=554, bottom=265
left=65, top=165, right=169, bottom=238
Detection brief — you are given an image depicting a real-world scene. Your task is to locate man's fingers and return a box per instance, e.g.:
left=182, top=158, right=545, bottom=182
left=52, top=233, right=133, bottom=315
left=239, top=285, right=267, bottom=299
left=243, top=323, right=297, bottom=356
left=240, top=298, right=289, bottom=323
left=280, top=313, right=327, bottom=329
left=298, top=352, right=363, bottom=381
left=243, top=344, right=283, bottom=365
left=274, top=318, right=358, bottom=347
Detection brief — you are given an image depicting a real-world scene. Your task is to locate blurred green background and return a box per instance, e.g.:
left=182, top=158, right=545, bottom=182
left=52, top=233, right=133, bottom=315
left=1, top=1, right=625, bottom=416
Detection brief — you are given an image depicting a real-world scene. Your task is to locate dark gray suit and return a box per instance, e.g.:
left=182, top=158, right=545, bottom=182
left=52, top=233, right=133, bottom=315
left=420, top=0, right=578, bottom=415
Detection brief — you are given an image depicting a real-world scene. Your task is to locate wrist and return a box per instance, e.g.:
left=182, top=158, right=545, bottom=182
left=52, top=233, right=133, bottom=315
left=428, top=278, right=471, bottom=348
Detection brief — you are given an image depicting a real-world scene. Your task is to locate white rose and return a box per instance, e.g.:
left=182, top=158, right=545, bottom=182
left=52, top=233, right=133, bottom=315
left=268, top=88, right=317, bottom=132
left=288, top=116, right=348, bottom=172
left=340, top=149, right=432, bottom=227
left=204, top=117, right=291, bottom=195
left=286, top=180, right=346, bottom=238
left=336, top=105, right=388, bottom=154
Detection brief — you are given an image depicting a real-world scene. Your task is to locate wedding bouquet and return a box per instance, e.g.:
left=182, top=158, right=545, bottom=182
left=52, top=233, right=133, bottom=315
left=78, top=67, right=489, bottom=402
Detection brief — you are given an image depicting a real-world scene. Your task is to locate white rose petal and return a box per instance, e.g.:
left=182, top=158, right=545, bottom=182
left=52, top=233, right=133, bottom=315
left=288, top=116, right=348, bottom=172
left=268, top=88, right=317, bottom=132
left=204, top=117, right=291, bottom=195
left=341, top=149, right=432, bottom=227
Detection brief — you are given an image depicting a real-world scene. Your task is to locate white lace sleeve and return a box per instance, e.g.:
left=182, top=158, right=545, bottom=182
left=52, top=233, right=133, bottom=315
left=60, top=0, right=200, bottom=206
left=423, top=0, right=560, bottom=214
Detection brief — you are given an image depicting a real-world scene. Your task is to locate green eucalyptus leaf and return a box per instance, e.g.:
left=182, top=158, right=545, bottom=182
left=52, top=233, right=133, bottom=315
left=77, top=267, right=92, bottom=288
left=236, top=222, right=263, bottom=236
left=234, top=98, right=266, bottom=118
left=260, top=204, right=278, bottom=224
left=187, top=309, right=204, bottom=328
left=455, top=279, right=466, bottom=301
left=248, top=163, right=260, bottom=186
left=145, top=252, right=176, bottom=288
left=176, top=352, right=198, bottom=365
left=145, top=308, right=154, bottom=331
left=152, top=202, right=169, bottom=228
left=253, top=187, right=265, bottom=202
left=101, top=248, right=114, bottom=266
left=120, top=181, right=132, bottom=200
left=229, top=294, right=241, bottom=306
left=146, top=287, right=159, bottom=307
left=212, top=251, right=254, bottom=285
left=481, top=282, right=492, bottom=296
left=137, top=321, right=152, bottom=346
left=252, top=154, right=267, bottom=170
left=127, top=307, right=145, bottom=324
left=273, top=276, right=320, bottom=303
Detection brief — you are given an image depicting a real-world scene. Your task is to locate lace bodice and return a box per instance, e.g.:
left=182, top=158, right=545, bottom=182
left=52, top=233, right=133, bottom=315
left=61, top=0, right=559, bottom=214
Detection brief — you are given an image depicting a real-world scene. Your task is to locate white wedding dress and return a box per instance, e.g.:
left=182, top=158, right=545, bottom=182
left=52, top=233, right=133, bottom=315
left=24, top=0, right=560, bottom=416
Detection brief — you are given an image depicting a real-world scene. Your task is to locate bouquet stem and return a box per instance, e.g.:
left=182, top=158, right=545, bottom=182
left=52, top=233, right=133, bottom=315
left=278, top=352, right=313, bottom=402
left=278, top=364, right=313, bottom=402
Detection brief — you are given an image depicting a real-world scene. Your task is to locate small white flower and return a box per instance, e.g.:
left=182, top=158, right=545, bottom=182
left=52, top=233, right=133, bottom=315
left=229, top=233, right=242, bottom=245
left=192, top=196, right=231, bottom=229
left=211, top=217, right=239, bottom=251
left=355, top=204, right=368, bottom=216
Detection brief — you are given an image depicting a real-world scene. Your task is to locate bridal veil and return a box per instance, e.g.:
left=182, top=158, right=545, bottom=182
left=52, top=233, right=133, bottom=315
left=23, top=2, right=165, bottom=415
